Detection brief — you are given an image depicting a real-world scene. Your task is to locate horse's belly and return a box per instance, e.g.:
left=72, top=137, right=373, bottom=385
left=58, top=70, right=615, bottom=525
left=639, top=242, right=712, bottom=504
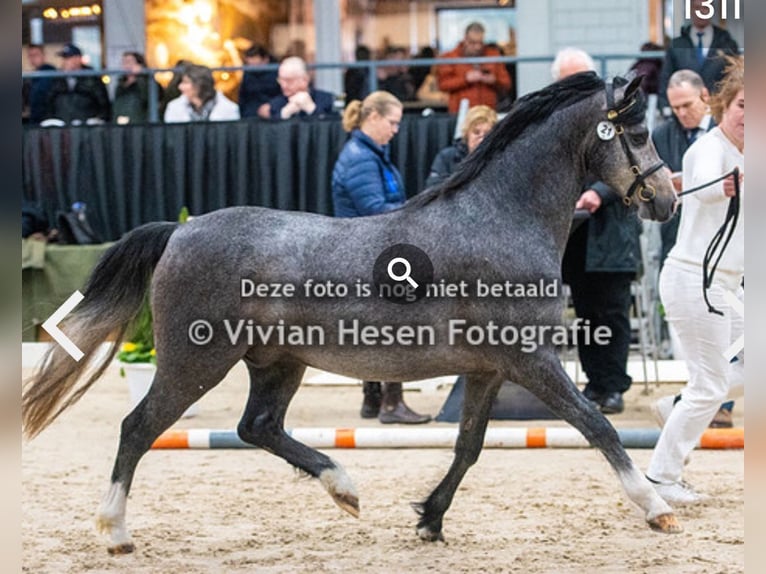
left=285, top=337, right=505, bottom=381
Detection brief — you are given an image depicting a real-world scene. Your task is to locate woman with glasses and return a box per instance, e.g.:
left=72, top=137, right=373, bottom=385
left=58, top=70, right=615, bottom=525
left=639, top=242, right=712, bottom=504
left=331, top=90, right=431, bottom=424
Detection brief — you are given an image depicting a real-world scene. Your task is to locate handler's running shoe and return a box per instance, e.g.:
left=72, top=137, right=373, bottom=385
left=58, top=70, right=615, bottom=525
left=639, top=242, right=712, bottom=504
left=653, top=395, right=735, bottom=430
left=651, top=395, right=676, bottom=428
left=650, top=480, right=707, bottom=505
left=709, top=402, right=734, bottom=428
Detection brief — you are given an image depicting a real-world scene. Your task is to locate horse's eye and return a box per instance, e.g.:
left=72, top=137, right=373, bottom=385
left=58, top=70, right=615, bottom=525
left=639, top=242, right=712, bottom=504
left=629, top=131, right=648, bottom=146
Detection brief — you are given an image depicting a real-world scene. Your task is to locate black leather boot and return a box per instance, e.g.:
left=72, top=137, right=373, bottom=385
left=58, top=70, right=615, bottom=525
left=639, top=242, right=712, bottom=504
left=378, top=382, right=431, bottom=424
left=360, top=381, right=382, bottom=418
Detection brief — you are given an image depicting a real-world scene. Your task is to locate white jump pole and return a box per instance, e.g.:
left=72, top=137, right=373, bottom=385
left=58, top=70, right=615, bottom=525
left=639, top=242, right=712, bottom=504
left=152, top=427, right=743, bottom=450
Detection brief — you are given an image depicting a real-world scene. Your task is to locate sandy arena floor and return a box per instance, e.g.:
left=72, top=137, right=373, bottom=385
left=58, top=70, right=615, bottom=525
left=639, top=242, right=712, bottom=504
left=22, top=363, right=744, bottom=573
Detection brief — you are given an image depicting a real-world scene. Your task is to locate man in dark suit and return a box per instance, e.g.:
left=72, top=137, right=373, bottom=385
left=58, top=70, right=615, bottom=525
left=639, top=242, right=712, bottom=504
left=259, top=56, right=336, bottom=120
left=657, top=0, right=739, bottom=115
left=238, top=44, right=281, bottom=118
left=652, top=69, right=713, bottom=263
left=22, top=44, right=56, bottom=124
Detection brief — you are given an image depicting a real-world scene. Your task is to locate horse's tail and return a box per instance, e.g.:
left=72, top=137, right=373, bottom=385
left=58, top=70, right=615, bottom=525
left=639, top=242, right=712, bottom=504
left=22, top=221, right=179, bottom=439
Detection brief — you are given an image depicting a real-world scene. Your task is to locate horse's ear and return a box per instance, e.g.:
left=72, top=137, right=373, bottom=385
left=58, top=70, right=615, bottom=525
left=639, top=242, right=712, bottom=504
left=622, top=74, right=644, bottom=101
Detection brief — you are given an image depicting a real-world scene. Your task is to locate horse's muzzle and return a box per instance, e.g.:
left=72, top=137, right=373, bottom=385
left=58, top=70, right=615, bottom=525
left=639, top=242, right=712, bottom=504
left=637, top=193, right=676, bottom=223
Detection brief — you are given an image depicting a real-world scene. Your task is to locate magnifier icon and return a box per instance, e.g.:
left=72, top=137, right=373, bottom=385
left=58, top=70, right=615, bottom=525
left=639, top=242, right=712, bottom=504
left=387, top=257, right=419, bottom=289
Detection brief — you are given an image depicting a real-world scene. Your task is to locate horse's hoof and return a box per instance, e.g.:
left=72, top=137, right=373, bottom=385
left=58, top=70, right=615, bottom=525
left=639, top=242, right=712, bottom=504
left=417, top=526, right=445, bottom=543
left=648, top=513, right=683, bottom=534
left=107, top=542, right=135, bottom=555
left=332, top=491, right=360, bottom=518
left=319, top=466, right=359, bottom=518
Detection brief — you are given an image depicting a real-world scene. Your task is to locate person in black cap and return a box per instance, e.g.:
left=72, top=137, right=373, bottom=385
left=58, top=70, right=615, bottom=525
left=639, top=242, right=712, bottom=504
left=47, top=43, right=110, bottom=124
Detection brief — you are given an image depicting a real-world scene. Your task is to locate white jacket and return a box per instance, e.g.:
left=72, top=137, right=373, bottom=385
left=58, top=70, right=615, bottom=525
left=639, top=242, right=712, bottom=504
left=164, top=91, right=240, bottom=123
left=669, top=127, right=744, bottom=276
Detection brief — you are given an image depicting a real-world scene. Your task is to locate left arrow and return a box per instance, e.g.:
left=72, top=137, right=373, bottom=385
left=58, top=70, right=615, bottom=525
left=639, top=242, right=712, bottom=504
left=41, top=290, right=85, bottom=361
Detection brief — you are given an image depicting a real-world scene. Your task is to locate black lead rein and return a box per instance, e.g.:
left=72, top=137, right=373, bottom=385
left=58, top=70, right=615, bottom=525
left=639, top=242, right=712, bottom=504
left=677, top=167, right=741, bottom=315
left=677, top=167, right=739, bottom=198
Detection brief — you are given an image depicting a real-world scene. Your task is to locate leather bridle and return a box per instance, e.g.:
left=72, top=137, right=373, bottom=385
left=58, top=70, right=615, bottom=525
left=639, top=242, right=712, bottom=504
left=604, top=79, right=666, bottom=207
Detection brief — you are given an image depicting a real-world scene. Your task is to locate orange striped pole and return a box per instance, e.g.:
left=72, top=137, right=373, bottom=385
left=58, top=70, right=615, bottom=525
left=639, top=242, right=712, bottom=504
left=151, top=430, right=189, bottom=449
left=150, top=427, right=744, bottom=450
left=699, top=428, right=744, bottom=449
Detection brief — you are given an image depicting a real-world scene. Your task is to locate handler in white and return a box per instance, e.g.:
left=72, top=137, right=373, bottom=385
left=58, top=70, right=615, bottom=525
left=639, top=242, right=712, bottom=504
left=646, top=56, right=744, bottom=504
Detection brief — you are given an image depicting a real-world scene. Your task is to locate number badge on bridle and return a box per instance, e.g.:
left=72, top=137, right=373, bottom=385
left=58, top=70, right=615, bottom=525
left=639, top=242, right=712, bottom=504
left=596, top=121, right=616, bottom=141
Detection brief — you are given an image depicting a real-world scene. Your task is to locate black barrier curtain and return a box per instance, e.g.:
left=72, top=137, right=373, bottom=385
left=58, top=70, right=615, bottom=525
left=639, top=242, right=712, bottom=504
left=22, top=115, right=457, bottom=241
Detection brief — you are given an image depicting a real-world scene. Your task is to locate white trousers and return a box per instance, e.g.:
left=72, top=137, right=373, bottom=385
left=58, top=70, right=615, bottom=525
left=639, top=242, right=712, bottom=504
left=646, top=259, right=744, bottom=484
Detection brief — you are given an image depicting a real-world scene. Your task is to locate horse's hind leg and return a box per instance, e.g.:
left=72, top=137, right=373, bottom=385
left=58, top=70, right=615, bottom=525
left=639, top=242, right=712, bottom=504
left=96, top=359, right=237, bottom=554
left=415, top=372, right=504, bottom=541
left=237, top=358, right=359, bottom=517
left=514, top=351, right=681, bottom=534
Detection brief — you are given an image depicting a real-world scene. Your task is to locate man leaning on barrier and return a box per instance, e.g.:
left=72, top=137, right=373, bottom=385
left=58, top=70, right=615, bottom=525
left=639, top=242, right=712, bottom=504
left=258, top=56, right=336, bottom=120
left=46, top=43, right=110, bottom=125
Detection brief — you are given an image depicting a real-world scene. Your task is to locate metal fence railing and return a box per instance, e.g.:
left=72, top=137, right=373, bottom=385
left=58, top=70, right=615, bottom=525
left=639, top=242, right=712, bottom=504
left=23, top=51, right=665, bottom=124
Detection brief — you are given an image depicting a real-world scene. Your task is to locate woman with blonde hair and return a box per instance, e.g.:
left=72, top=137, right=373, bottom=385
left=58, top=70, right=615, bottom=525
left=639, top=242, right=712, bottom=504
left=425, top=105, right=498, bottom=188
left=646, top=55, right=744, bottom=504
left=333, top=90, right=406, bottom=216
left=331, top=91, right=431, bottom=424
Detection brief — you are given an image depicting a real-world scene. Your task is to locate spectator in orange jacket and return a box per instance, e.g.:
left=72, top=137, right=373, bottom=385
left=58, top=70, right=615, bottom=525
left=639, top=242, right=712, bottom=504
left=436, top=22, right=511, bottom=114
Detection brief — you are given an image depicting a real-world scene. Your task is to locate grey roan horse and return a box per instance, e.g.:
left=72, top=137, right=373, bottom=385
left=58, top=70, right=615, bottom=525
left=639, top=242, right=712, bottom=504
left=23, top=72, right=681, bottom=554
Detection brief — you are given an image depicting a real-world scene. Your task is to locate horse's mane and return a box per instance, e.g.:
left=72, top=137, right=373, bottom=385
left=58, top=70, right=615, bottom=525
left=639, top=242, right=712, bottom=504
left=408, top=71, right=642, bottom=207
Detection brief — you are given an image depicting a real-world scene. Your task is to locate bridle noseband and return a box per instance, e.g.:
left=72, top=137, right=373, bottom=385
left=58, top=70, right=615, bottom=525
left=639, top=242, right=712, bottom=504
left=603, top=79, right=666, bottom=206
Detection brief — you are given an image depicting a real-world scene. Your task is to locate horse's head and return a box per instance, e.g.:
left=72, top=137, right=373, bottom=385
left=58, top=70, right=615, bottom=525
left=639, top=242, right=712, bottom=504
left=586, top=75, right=677, bottom=222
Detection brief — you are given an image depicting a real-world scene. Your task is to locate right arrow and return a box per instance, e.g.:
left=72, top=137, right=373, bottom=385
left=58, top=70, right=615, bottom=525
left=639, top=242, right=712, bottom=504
left=721, top=289, right=744, bottom=361
left=41, top=290, right=85, bottom=361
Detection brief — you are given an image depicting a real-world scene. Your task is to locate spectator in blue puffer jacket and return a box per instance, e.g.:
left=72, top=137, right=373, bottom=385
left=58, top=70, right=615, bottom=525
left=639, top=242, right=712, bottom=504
left=332, top=90, right=406, bottom=217
left=331, top=90, right=431, bottom=425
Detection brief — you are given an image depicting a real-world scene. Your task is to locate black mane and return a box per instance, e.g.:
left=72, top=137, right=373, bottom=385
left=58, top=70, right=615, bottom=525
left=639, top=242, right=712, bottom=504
left=408, top=72, right=608, bottom=207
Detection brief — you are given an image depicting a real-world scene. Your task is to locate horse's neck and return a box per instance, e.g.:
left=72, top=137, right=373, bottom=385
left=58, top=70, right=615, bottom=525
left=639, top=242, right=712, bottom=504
left=474, top=123, right=587, bottom=247
left=410, top=107, right=592, bottom=263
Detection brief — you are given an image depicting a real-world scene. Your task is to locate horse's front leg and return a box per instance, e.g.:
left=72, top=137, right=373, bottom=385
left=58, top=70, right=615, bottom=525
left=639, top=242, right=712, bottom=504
left=514, top=350, right=681, bottom=533
left=414, top=372, right=503, bottom=542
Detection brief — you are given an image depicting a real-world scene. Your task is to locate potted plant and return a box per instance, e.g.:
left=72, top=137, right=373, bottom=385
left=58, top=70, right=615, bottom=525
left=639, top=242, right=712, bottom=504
left=117, top=297, right=198, bottom=418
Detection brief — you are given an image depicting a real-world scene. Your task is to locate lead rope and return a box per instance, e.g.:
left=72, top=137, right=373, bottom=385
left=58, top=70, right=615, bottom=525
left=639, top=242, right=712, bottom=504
left=677, top=167, right=741, bottom=315
left=677, top=167, right=738, bottom=197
